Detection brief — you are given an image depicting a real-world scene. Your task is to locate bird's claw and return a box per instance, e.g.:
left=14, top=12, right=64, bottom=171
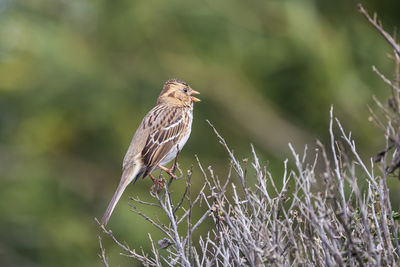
left=149, top=174, right=164, bottom=194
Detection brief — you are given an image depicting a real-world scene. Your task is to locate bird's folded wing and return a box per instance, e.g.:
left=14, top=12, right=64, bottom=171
left=122, top=105, right=186, bottom=176
left=141, top=106, right=185, bottom=175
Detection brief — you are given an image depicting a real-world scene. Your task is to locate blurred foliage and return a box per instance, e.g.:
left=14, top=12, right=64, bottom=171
left=1, top=0, right=400, bottom=266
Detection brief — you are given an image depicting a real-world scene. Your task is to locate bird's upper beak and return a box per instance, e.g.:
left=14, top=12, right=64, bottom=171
left=191, top=89, right=201, bottom=102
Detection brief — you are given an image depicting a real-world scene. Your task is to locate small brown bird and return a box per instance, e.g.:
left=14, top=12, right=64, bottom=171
left=100, top=79, right=200, bottom=225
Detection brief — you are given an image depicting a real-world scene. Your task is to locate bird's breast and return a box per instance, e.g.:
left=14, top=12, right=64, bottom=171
left=158, top=108, right=193, bottom=166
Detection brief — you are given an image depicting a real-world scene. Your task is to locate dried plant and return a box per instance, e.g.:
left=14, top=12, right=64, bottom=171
left=97, top=4, right=400, bottom=266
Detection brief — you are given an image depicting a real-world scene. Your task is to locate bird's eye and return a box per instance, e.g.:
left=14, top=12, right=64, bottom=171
left=183, top=88, right=188, bottom=93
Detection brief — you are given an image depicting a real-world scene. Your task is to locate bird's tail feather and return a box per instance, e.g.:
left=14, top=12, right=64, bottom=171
left=100, top=164, right=141, bottom=226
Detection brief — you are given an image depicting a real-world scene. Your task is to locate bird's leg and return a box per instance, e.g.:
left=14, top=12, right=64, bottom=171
left=149, top=174, right=158, bottom=193
left=149, top=174, right=157, bottom=192
left=158, top=164, right=177, bottom=179
left=156, top=178, right=164, bottom=193
left=149, top=173, right=165, bottom=193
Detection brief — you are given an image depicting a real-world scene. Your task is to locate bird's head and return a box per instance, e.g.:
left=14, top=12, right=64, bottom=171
left=157, top=79, right=200, bottom=107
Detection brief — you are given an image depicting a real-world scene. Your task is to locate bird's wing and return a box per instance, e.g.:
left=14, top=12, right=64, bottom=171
left=123, top=105, right=186, bottom=175
left=141, top=106, right=186, bottom=176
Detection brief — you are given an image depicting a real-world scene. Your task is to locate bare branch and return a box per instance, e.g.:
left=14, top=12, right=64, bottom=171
left=358, top=3, right=400, bottom=57
left=97, top=235, right=109, bottom=267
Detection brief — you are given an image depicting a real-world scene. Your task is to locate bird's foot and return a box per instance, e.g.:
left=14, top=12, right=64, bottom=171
left=149, top=174, right=164, bottom=194
left=156, top=178, right=164, bottom=193
left=158, top=164, right=177, bottom=179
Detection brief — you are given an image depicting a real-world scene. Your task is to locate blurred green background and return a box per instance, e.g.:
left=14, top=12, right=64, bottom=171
left=1, top=0, right=400, bottom=266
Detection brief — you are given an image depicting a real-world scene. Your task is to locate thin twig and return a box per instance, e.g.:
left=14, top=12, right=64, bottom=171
left=372, top=65, right=400, bottom=92
left=98, top=235, right=110, bottom=267
left=358, top=3, right=400, bottom=57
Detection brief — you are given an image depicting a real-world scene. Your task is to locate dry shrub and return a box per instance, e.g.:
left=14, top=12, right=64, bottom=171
left=97, top=4, right=400, bottom=266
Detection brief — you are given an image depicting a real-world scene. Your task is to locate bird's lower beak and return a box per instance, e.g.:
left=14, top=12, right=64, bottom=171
left=191, top=96, right=201, bottom=102
left=191, top=89, right=200, bottom=102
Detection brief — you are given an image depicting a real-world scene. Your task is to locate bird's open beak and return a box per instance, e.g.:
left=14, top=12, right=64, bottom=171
left=191, top=89, right=201, bottom=102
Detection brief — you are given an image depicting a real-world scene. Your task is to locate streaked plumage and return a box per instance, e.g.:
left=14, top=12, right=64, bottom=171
left=100, top=79, right=200, bottom=225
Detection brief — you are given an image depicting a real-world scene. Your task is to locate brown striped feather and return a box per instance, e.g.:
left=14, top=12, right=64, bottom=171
left=140, top=106, right=187, bottom=177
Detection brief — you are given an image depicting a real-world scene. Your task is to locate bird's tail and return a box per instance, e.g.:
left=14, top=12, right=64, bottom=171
left=100, top=164, right=141, bottom=226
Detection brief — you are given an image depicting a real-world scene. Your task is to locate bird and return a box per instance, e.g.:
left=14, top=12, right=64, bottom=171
left=100, top=79, right=200, bottom=226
